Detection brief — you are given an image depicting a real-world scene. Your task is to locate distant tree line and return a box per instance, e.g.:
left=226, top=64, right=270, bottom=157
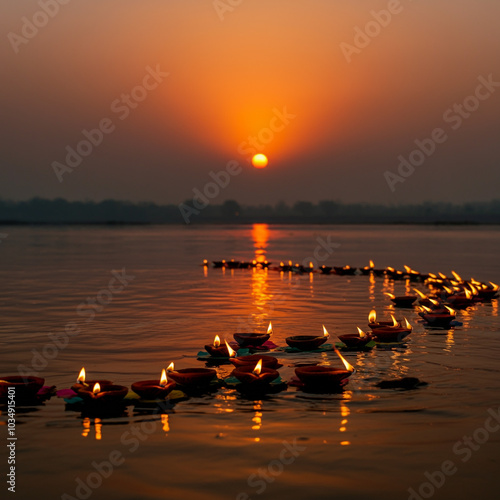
left=1, top=197, right=500, bottom=224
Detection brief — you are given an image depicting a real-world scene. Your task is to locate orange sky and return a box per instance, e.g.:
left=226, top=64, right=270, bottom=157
left=1, top=0, right=500, bottom=204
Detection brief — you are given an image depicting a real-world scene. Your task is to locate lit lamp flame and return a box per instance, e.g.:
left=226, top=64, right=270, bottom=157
left=322, top=325, right=330, bottom=337
left=214, top=335, right=221, bottom=347
left=404, top=265, right=411, bottom=273
left=451, top=270, right=462, bottom=282
left=160, top=369, right=168, bottom=387
left=77, top=367, right=86, bottom=384
left=356, top=327, right=366, bottom=338
left=428, top=273, right=437, bottom=279
left=421, top=305, right=432, bottom=313
left=403, top=318, right=412, bottom=330
left=391, top=315, right=398, bottom=327
left=368, top=310, right=377, bottom=324
left=369, top=260, right=374, bottom=269
left=167, top=362, right=174, bottom=372
left=203, top=259, right=208, bottom=266
left=385, top=293, right=396, bottom=299
left=280, top=261, right=284, bottom=267
left=490, top=282, right=499, bottom=291
left=438, top=272, right=447, bottom=280
left=252, top=359, right=263, bottom=375
left=335, top=349, right=355, bottom=373
left=288, top=260, right=292, bottom=267
left=429, top=298, right=440, bottom=306
left=309, top=262, right=314, bottom=268
left=414, top=289, right=427, bottom=299
left=267, top=322, right=273, bottom=335
left=92, top=383, right=100, bottom=395
left=225, top=340, right=236, bottom=358
left=443, top=286, right=453, bottom=294
left=464, top=289, right=472, bottom=299
left=445, top=306, right=456, bottom=315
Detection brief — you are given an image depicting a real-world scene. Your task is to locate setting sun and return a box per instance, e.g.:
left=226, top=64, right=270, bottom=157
left=252, top=154, right=268, bottom=169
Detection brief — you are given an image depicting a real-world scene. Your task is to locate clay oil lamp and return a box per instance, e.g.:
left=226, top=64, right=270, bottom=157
left=334, top=265, right=357, bottom=276
left=279, top=261, right=293, bottom=272
left=404, top=265, right=422, bottom=282
left=385, top=292, right=417, bottom=308
left=414, top=289, right=441, bottom=308
left=259, top=260, right=271, bottom=268
left=205, top=336, right=235, bottom=357
left=447, top=288, right=474, bottom=309
left=319, top=265, right=333, bottom=274
left=77, top=382, right=128, bottom=405
left=234, top=322, right=272, bottom=348
left=477, top=282, right=499, bottom=301
left=419, top=305, right=456, bottom=328
left=230, top=354, right=280, bottom=369
left=131, top=369, right=176, bottom=400
left=71, top=368, right=113, bottom=396
left=338, top=327, right=374, bottom=350
left=232, top=359, right=280, bottom=391
left=286, top=325, right=329, bottom=351
left=238, top=261, right=252, bottom=269
left=167, top=362, right=217, bottom=388
left=302, top=262, right=315, bottom=273
left=0, top=376, right=45, bottom=401
left=226, top=259, right=240, bottom=269
left=385, top=267, right=404, bottom=280
left=360, top=260, right=375, bottom=275
left=212, top=260, right=226, bottom=268
left=371, top=317, right=412, bottom=343
left=294, top=349, right=355, bottom=389
left=368, top=310, right=400, bottom=330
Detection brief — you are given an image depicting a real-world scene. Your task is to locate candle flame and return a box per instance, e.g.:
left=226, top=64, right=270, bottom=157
left=160, top=369, right=168, bottom=387
left=77, top=367, right=86, bottom=384
left=445, top=306, right=456, bottom=315
left=403, top=317, right=412, bottom=330
left=356, top=327, right=366, bottom=338
left=385, top=293, right=396, bottom=299
left=414, top=289, right=427, bottom=299
left=322, top=325, right=330, bottom=337
left=429, top=298, right=440, bottom=306
left=288, top=260, right=292, bottom=266
left=438, top=272, right=447, bottom=280
left=451, top=270, right=462, bottom=282
left=267, top=322, right=273, bottom=335
left=490, top=282, right=499, bottom=291
left=368, top=310, right=377, bottom=324
left=203, top=259, right=208, bottom=265
left=464, top=289, right=472, bottom=299
left=404, top=265, right=411, bottom=273
left=93, top=383, right=100, bottom=395
left=335, top=349, right=355, bottom=373
left=421, top=305, right=432, bottom=313
left=309, top=262, right=313, bottom=268
left=391, top=314, right=398, bottom=327
left=167, top=362, right=174, bottom=372
left=214, top=335, right=221, bottom=348
left=369, top=260, right=374, bottom=269
left=280, top=261, right=284, bottom=266
left=252, top=359, right=263, bottom=375
left=443, top=286, right=453, bottom=294
left=225, top=340, right=236, bottom=358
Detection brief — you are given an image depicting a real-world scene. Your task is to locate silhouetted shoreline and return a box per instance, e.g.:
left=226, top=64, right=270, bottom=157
left=1, top=198, right=500, bottom=225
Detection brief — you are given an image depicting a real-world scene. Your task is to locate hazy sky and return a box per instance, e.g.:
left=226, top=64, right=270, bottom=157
left=1, top=0, right=500, bottom=205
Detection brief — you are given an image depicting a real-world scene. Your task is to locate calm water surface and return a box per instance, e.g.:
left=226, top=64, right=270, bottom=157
left=1, top=225, right=499, bottom=500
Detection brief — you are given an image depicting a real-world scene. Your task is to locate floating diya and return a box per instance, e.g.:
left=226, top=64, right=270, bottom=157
left=71, top=368, right=113, bottom=395
left=204, top=336, right=235, bottom=357
left=167, top=362, right=217, bottom=388
left=286, top=325, right=329, bottom=351
left=334, top=265, right=357, bottom=276
left=404, top=265, right=422, bottom=282
left=226, top=259, right=241, bottom=269
left=230, top=354, right=280, bottom=369
left=370, top=317, right=412, bottom=343
left=294, top=348, right=355, bottom=388
left=232, top=359, right=280, bottom=390
left=368, top=310, right=401, bottom=330
left=338, top=327, right=374, bottom=349
left=131, top=369, right=176, bottom=400
left=477, top=282, right=499, bottom=300
left=319, top=265, right=333, bottom=274
left=384, top=292, right=417, bottom=308
left=419, top=305, right=456, bottom=327
left=0, top=376, right=45, bottom=400
left=360, top=260, right=375, bottom=275
left=212, top=260, right=226, bottom=268
left=77, top=382, right=129, bottom=405
left=447, top=289, right=475, bottom=309
left=234, top=322, right=272, bottom=347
